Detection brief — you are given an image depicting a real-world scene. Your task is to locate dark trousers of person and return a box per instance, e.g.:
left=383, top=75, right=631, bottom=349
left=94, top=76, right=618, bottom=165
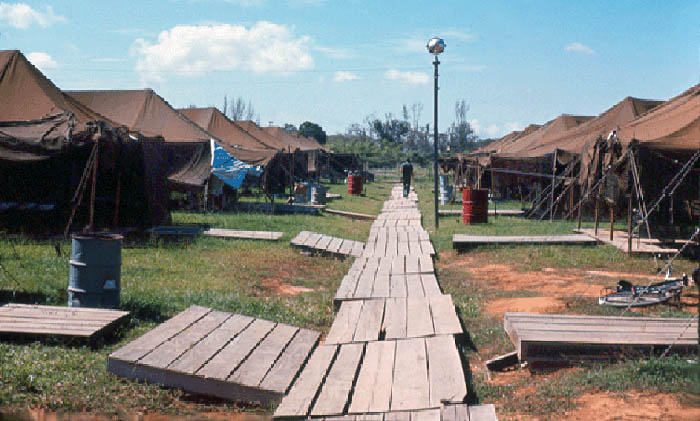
left=403, top=179, right=411, bottom=197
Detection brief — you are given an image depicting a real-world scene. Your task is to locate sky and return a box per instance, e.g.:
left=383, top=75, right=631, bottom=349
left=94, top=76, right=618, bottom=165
left=1, top=0, right=699, bottom=138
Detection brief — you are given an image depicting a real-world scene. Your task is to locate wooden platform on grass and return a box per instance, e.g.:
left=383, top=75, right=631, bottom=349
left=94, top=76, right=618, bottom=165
left=274, top=336, right=468, bottom=418
left=290, top=231, right=365, bottom=258
left=108, top=305, right=319, bottom=405
left=503, top=312, right=699, bottom=363
left=575, top=228, right=684, bottom=255
left=326, top=193, right=342, bottom=200
left=325, top=295, right=462, bottom=344
left=203, top=228, right=283, bottom=240
left=439, top=209, right=525, bottom=216
left=309, top=404, right=497, bottom=420
left=453, top=234, right=596, bottom=249
left=324, top=208, right=377, bottom=220
left=0, top=303, right=129, bottom=340
left=231, top=202, right=323, bottom=214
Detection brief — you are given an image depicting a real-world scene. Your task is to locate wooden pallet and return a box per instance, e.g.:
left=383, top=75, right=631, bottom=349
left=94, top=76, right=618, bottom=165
left=203, top=228, right=283, bottom=240
left=108, top=305, right=319, bottom=405
left=453, top=234, right=597, bottom=249
left=334, top=272, right=442, bottom=304
left=439, top=209, right=524, bottom=216
left=325, top=295, right=463, bottom=344
left=504, top=312, right=699, bottom=363
left=0, top=304, right=129, bottom=340
left=371, top=219, right=424, bottom=228
left=575, top=228, right=683, bottom=254
left=291, top=231, right=365, bottom=258
left=274, top=336, right=468, bottom=418
left=310, top=404, right=497, bottom=420
left=376, top=211, right=422, bottom=221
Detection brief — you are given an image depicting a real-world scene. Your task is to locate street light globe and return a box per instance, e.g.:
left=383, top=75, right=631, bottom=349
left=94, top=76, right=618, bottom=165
left=426, top=37, right=445, bottom=55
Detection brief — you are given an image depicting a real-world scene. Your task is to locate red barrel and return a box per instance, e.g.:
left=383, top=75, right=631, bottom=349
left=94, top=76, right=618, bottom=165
left=462, top=188, right=489, bottom=224
left=348, top=174, right=363, bottom=195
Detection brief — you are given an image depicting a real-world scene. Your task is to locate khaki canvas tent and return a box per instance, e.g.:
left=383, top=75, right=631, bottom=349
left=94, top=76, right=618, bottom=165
left=581, top=84, right=700, bottom=228
left=0, top=50, right=168, bottom=231
left=178, top=107, right=292, bottom=196
left=66, top=89, right=213, bottom=192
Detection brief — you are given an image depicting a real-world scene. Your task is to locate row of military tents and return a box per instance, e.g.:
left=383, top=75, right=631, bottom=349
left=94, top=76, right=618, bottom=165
left=442, top=81, right=700, bottom=232
left=0, top=50, right=361, bottom=232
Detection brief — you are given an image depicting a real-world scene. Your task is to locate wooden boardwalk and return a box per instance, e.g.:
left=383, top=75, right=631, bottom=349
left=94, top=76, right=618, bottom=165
left=0, top=304, right=129, bottom=340
left=109, top=305, right=319, bottom=405
left=453, top=234, right=597, bottom=249
left=575, top=228, right=684, bottom=254
left=504, top=312, right=699, bottom=364
left=326, top=295, right=463, bottom=344
left=276, top=184, right=497, bottom=420
left=203, top=228, right=284, bottom=240
left=290, top=231, right=365, bottom=258
left=275, top=338, right=468, bottom=417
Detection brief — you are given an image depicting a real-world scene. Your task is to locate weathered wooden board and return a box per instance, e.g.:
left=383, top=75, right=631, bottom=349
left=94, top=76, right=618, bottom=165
left=109, top=306, right=319, bottom=406
left=291, top=231, right=365, bottom=257
left=453, top=234, right=597, bottom=248
left=0, top=303, right=129, bottom=339
left=504, top=312, right=698, bottom=362
left=575, top=228, right=682, bottom=254
left=203, top=229, right=283, bottom=240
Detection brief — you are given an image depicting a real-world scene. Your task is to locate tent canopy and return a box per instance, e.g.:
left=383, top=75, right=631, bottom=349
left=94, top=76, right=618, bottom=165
left=66, top=89, right=214, bottom=188
left=178, top=107, right=278, bottom=167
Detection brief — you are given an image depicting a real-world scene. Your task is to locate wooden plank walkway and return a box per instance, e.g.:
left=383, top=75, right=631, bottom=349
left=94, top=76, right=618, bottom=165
left=453, top=234, right=597, bottom=249
left=324, top=208, right=377, bottom=220
left=575, top=228, right=684, bottom=254
left=275, top=184, right=496, bottom=420
left=325, top=295, right=462, bottom=344
left=504, top=312, right=699, bottom=364
left=108, top=305, right=319, bottom=405
left=310, top=404, right=497, bottom=420
left=290, top=231, right=365, bottom=258
left=0, top=304, right=129, bottom=340
left=275, top=338, right=468, bottom=417
left=203, top=228, right=284, bottom=240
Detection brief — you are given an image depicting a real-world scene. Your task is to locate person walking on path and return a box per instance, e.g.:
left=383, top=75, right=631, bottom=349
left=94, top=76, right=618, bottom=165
left=400, top=158, right=414, bottom=198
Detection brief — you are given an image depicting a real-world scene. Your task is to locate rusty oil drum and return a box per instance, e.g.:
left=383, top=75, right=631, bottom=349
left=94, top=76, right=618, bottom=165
left=462, top=188, right=489, bottom=224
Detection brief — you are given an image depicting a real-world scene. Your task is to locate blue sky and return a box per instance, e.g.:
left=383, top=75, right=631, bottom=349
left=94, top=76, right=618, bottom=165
left=1, top=0, right=699, bottom=137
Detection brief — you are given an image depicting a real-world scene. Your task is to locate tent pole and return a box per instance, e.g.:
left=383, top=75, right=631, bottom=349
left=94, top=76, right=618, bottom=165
left=550, top=151, right=557, bottom=222
left=112, top=171, right=121, bottom=228
left=568, top=182, right=574, bottom=221
left=594, top=192, right=600, bottom=236
left=610, top=206, right=614, bottom=241
left=88, top=141, right=99, bottom=232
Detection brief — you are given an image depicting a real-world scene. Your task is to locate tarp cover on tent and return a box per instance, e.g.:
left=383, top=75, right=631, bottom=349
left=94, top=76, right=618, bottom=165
left=210, top=140, right=263, bottom=190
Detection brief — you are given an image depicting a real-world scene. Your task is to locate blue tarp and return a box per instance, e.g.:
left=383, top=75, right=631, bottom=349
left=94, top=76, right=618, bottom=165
left=210, top=140, right=263, bottom=190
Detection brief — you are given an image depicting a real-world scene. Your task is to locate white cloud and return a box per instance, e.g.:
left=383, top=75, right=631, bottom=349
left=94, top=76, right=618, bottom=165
left=469, top=119, right=522, bottom=139
left=385, top=69, right=429, bottom=85
left=132, top=22, right=313, bottom=83
left=333, top=71, right=359, bottom=82
left=0, top=3, right=65, bottom=29
left=564, top=42, right=594, bottom=54
left=314, top=46, right=350, bottom=59
left=441, top=30, right=476, bottom=42
left=26, top=52, right=58, bottom=71
left=173, top=0, right=265, bottom=6
left=286, top=0, right=326, bottom=6
left=91, top=57, right=127, bottom=64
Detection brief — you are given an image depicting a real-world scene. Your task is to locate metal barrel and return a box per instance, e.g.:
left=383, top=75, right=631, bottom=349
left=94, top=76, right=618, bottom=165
left=310, top=184, right=326, bottom=205
left=462, top=188, right=489, bottom=224
left=439, top=175, right=448, bottom=188
left=69, top=233, right=123, bottom=309
left=439, top=185, right=453, bottom=205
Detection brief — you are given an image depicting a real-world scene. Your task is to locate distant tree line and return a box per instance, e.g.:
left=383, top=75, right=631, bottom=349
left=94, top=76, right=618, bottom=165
left=327, top=100, right=493, bottom=168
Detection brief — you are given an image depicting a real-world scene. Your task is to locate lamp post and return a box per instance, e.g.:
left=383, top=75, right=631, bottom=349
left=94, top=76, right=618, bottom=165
left=427, top=37, right=445, bottom=229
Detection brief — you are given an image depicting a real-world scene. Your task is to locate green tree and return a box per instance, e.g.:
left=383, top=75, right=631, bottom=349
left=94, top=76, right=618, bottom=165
left=299, top=121, right=327, bottom=145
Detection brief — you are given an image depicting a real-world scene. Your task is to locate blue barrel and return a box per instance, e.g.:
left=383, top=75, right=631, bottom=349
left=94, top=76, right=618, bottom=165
left=439, top=175, right=449, bottom=188
left=310, top=184, right=326, bottom=205
left=69, top=233, right=122, bottom=309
